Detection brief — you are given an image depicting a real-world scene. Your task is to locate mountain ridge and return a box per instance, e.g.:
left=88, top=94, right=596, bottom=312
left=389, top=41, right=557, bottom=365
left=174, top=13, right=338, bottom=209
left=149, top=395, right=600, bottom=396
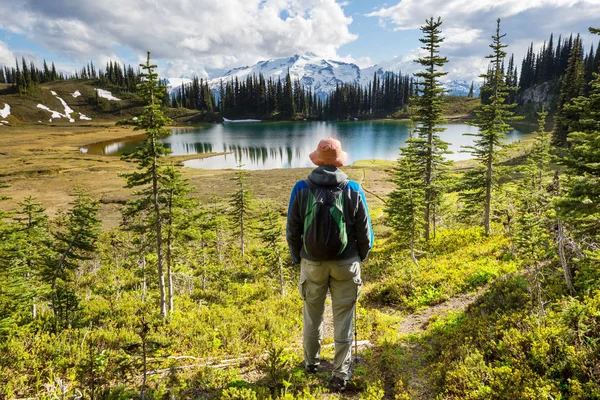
left=166, top=53, right=480, bottom=98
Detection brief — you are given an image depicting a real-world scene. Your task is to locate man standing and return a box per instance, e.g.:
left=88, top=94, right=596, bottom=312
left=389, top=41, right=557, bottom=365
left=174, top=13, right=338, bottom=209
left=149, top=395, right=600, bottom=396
left=286, top=137, right=373, bottom=392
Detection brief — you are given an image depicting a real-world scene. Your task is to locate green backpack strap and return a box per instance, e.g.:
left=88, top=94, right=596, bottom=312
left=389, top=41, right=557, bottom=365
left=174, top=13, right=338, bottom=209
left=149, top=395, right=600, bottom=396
left=331, top=192, right=348, bottom=255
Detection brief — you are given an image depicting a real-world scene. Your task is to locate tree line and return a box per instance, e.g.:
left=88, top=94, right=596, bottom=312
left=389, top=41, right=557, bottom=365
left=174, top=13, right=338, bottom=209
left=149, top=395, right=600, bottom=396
left=519, top=32, right=600, bottom=95
left=0, top=58, right=142, bottom=95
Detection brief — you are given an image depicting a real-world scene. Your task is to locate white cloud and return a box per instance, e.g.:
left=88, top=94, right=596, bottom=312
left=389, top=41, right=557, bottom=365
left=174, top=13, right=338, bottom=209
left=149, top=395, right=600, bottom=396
left=0, top=0, right=357, bottom=78
left=368, top=0, right=600, bottom=82
left=366, top=0, right=593, bottom=31
left=0, top=40, right=15, bottom=67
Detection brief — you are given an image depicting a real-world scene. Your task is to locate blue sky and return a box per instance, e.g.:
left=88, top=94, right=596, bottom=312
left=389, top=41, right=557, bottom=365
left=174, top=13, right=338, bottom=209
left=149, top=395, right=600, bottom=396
left=0, top=0, right=598, bottom=82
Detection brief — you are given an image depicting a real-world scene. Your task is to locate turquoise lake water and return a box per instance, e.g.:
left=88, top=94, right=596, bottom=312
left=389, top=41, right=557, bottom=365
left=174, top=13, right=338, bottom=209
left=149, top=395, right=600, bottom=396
left=84, top=120, right=528, bottom=170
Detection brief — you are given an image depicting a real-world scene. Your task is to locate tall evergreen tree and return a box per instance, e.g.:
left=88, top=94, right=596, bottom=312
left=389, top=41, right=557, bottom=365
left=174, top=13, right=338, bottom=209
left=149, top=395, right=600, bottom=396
left=411, top=17, right=451, bottom=241
left=555, top=28, right=600, bottom=244
left=256, top=202, right=286, bottom=295
left=386, top=122, right=424, bottom=265
left=160, top=164, right=196, bottom=314
left=12, top=197, right=52, bottom=319
left=460, top=19, right=518, bottom=235
left=229, top=165, right=252, bottom=258
left=554, top=35, right=585, bottom=147
left=49, top=187, right=100, bottom=330
left=121, top=52, right=173, bottom=320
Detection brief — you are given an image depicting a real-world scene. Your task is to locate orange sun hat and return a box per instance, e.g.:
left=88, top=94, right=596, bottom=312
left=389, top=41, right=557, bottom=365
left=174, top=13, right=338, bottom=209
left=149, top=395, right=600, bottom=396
left=309, top=137, right=349, bottom=167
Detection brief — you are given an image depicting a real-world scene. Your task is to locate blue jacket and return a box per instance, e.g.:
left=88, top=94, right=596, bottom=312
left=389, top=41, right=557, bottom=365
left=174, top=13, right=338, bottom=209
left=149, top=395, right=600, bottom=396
left=286, top=166, right=373, bottom=263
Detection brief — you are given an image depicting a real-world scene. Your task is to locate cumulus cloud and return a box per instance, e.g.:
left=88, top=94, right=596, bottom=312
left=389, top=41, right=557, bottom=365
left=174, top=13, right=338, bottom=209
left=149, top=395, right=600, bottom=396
left=0, top=40, right=15, bottom=67
left=0, top=0, right=357, bottom=78
left=368, top=0, right=600, bottom=82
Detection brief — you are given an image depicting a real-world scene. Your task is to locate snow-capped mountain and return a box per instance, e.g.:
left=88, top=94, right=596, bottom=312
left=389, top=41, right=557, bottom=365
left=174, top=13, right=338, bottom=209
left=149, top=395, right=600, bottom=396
left=206, top=53, right=388, bottom=97
left=164, top=77, right=193, bottom=95
left=443, top=80, right=481, bottom=97
left=166, top=54, right=479, bottom=98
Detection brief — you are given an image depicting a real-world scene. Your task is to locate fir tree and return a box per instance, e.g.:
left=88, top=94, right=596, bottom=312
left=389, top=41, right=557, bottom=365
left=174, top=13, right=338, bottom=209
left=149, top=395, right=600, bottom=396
left=411, top=16, right=451, bottom=241
left=49, top=186, right=100, bottom=330
left=514, top=108, right=559, bottom=309
left=555, top=29, right=600, bottom=243
left=12, top=197, right=52, bottom=319
left=160, top=164, right=196, bottom=314
left=468, top=81, right=474, bottom=98
left=460, top=19, right=518, bottom=235
left=386, top=122, right=424, bottom=266
left=229, top=165, right=252, bottom=258
left=554, top=35, right=585, bottom=147
left=121, top=52, right=173, bottom=320
left=256, top=202, right=286, bottom=295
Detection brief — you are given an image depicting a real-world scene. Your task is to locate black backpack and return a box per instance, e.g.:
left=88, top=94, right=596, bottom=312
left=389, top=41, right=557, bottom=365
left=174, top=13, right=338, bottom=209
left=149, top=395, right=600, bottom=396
left=302, top=180, right=348, bottom=259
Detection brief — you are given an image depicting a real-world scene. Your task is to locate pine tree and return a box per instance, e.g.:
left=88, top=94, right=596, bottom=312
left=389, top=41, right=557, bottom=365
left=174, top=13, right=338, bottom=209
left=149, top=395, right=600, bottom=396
left=460, top=19, right=518, bottom=235
left=554, top=35, right=585, bottom=147
left=411, top=16, right=452, bottom=241
left=121, top=52, right=173, bottom=320
left=386, top=122, right=424, bottom=265
left=229, top=165, right=252, bottom=257
left=468, top=81, right=474, bottom=98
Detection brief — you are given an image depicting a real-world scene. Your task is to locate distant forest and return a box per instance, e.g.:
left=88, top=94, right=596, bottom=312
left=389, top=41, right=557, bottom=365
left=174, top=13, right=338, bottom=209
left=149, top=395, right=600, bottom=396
left=1, top=31, right=598, bottom=121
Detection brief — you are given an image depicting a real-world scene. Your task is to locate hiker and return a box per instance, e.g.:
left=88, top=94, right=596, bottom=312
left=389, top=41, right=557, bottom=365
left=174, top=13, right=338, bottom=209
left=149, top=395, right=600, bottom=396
left=286, top=137, right=373, bottom=392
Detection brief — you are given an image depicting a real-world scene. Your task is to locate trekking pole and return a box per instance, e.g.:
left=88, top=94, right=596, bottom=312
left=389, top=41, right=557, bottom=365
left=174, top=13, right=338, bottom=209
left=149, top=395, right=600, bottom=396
left=353, top=301, right=359, bottom=365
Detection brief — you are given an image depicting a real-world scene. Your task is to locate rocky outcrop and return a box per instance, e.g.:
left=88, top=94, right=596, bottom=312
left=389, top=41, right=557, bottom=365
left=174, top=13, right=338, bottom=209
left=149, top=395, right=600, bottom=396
left=519, top=81, right=557, bottom=109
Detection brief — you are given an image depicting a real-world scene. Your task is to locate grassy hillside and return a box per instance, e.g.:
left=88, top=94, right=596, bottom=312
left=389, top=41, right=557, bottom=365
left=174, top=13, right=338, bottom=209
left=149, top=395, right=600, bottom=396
left=0, top=81, right=211, bottom=126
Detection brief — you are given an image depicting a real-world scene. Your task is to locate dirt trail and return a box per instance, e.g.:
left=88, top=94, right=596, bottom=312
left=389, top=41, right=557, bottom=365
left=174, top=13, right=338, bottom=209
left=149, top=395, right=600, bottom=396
left=397, top=286, right=486, bottom=335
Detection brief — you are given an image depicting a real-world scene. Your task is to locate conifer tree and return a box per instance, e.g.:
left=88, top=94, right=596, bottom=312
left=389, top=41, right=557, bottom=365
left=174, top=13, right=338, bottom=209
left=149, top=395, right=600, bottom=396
left=460, top=19, right=518, bottom=235
left=514, top=109, right=557, bottom=309
left=12, top=196, right=52, bottom=319
left=256, top=202, right=286, bottom=295
left=555, top=27, right=600, bottom=243
left=229, top=165, right=252, bottom=258
left=554, top=35, right=585, bottom=147
left=411, top=17, right=451, bottom=241
left=122, top=52, right=172, bottom=320
left=468, top=81, right=474, bottom=98
left=161, top=164, right=196, bottom=314
left=49, top=187, right=100, bottom=330
left=386, top=122, right=424, bottom=265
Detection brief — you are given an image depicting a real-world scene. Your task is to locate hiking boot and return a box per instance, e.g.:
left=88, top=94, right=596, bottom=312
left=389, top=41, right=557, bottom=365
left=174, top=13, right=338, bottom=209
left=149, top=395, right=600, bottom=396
left=305, top=364, right=319, bottom=374
left=330, top=376, right=347, bottom=392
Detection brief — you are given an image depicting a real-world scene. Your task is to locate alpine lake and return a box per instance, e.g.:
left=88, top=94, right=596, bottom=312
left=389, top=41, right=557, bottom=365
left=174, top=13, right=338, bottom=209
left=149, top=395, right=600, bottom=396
left=83, top=120, right=531, bottom=170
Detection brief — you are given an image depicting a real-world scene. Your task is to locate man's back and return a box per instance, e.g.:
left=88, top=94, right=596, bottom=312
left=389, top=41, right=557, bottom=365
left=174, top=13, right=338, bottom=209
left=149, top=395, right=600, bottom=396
left=286, top=165, right=373, bottom=263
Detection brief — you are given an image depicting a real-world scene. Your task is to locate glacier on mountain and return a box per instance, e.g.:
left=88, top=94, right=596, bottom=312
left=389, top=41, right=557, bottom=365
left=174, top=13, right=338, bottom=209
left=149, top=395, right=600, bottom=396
left=166, top=54, right=479, bottom=98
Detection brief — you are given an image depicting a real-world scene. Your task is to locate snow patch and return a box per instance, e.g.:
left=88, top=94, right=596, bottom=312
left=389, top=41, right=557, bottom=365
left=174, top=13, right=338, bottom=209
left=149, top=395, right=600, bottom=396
left=0, top=103, right=10, bottom=118
left=72, top=90, right=81, bottom=98
left=79, top=113, right=92, bottom=121
left=132, top=117, right=138, bottom=121
left=55, top=96, right=75, bottom=122
left=38, top=92, right=78, bottom=122
left=79, top=147, right=88, bottom=154
left=37, top=104, right=63, bottom=120
left=95, top=89, right=121, bottom=101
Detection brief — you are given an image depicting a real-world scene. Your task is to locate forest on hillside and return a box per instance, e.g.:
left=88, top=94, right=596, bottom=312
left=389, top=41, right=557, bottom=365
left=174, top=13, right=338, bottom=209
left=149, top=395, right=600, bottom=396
left=2, top=28, right=598, bottom=122
left=0, top=20, right=600, bottom=400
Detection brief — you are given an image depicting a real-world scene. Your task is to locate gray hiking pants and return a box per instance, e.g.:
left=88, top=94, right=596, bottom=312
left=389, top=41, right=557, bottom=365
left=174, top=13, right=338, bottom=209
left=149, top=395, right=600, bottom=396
left=299, top=255, right=362, bottom=380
